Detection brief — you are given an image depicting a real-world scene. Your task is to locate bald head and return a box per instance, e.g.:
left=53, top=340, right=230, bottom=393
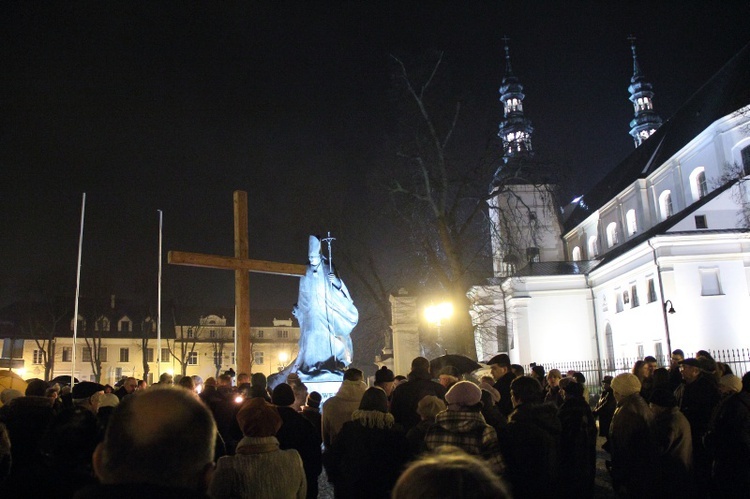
left=94, top=386, right=216, bottom=491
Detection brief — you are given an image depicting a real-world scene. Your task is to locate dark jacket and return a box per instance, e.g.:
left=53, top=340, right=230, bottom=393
left=498, top=403, right=561, bottom=499
left=593, top=386, right=616, bottom=437
left=608, top=393, right=657, bottom=498
left=680, top=373, right=721, bottom=445
left=706, top=390, right=750, bottom=496
left=652, top=407, right=693, bottom=495
left=389, top=370, right=446, bottom=432
left=557, top=396, right=597, bottom=499
left=493, top=371, right=516, bottom=416
left=202, top=386, right=241, bottom=454
left=276, top=406, right=322, bottom=499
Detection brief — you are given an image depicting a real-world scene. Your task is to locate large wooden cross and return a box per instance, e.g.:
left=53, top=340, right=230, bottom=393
left=168, top=191, right=306, bottom=375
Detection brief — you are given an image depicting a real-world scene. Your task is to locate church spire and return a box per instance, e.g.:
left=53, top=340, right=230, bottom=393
left=627, top=36, right=662, bottom=148
left=498, top=36, right=533, bottom=160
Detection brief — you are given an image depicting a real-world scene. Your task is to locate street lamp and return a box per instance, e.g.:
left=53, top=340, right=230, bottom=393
left=424, top=302, right=453, bottom=348
left=278, top=351, right=289, bottom=372
left=664, top=300, right=676, bottom=314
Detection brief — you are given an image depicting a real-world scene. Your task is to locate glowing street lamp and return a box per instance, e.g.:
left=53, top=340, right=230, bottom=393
left=424, top=302, right=453, bottom=346
left=278, top=351, right=289, bottom=372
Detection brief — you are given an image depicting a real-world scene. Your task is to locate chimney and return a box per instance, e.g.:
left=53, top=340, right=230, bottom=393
left=111, top=294, right=116, bottom=309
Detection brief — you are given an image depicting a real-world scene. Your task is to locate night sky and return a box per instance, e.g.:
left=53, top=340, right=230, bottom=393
left=2, top=1, right=749, bottom=314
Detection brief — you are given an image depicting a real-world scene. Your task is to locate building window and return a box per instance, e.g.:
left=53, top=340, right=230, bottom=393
left=146, top=348, right=154, bottom=363
left=257, top=330, right=264, bottom=339
left=62, top=346, right=72, bottom=362
left=623, top=290, right=630, bottom=305
left=602, top=295, right=608, bottom=313
left=695, top=215, right=708, bottom=229
left=231, top=351, right=236, bottom=365
left=209, top=330, right=217, bottom=339
left=119, top=319, right=131, bottom=332
left=659, top=190, right=673, bottom=220
left=82, top=347, right=92, bottom=362
left=606, top=222, right=619, bottom=248
left=690, top=167, right=708, bottom=201
left=186, top=328, right=195, bottom=339
left=588, top=236, right=599, bottom=258
left=615, top=292, right=624, bottom=313
left=700, top=268, right=723, bottom=296
left=637, top=344, right=645, bottom=359
left=742, top=144, right=750, bottom=176
left=647, top=278, right=657, bottom=303
left=187, top=351, right=198, bottom=365
left=33, top=350, right=44, bottom=364
left=161, top=348, right=170, bottom=363
left=119, top=348, right=129, bottom=363
left=71, top=315, right=86, bottom=332
left=213, top=351, right=223, bottom=366
left=526, top=247, right=540, bottom=263
left=254, top=351, right=264, bottom=365
left=630, top=284, right=639, bottom=308
left=626, top=209, right=637, bottom=236
left=276, top=330, right=289, bottom=339
left=571, top=246, right=581, bottom=261
left=605, top=324, right=615, bottom=365
left=100, top=348, right=108, bottom=362
left=655, top=342, right=664, bottom=361
left=1, top=339, right=23, bottom=359
left=96, top=317, right=110, bottom=332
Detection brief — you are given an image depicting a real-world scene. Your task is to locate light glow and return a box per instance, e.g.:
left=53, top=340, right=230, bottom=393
left=424, top=302, right=453, bottom=326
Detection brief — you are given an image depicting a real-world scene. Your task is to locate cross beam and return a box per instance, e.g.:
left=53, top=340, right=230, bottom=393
left=168, top=191, right=305, bottom=375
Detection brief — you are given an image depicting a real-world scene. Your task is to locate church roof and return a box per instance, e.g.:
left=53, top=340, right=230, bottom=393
left=565, top=41, right=750, bottom=231
left=512, top=260, right=600, bottom=277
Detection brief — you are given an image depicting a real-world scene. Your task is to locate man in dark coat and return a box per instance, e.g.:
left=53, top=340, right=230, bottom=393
left=272, top=383, right=322, bottom=499
left=390, top=357, right=446, bottom=432
left=593, top=375, right=616, bottom=444
left=488, top=353, right=516, bottom=417
left=203, top=374, right=242, bottom=454
left=557, top=381, right=596, bottom=498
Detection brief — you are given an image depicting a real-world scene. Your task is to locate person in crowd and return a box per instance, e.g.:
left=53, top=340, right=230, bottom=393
left=705, top=371, right=750, bottom=497
left=510, top=364, right=524, bottom=378
left=669, top=349, right=685, bottom=391
left=0, top=422, right=9, bottom=486
left=393, top=375, right=407, bottom=387
left=391, top=446, right=512, bottom=499
left=390, top=357, right=446, bottom=432
left=374, top=366, right=396, bottom=399
left=405, top=395, right=446, bottom=456
left=113, top=377, right=137, bottom=400
left=631, top=360, right=646, bottom=383
left=72, top=382, right=106, bottom=415
left=235, top=372, right=251, bottom=396
left=498, top=376, right=560, bottom=499
left=570, top=371, right=590, bottom=403
left=557, top=380, right=597, bottom=498
left=77, top=387, right=217, bottom=498
left=209, top=397, right=306, bottom=499
left=272, top=383, right=322, bottom=499
left=425, top=381, right=503, bottom=473
left=437, top=365, right=459, bottom=390
left=593, top=375, right=616, bottom=448
left=178, top=375, right=197, bottom=393
left=648, top=388, right=693, bottom=495
left=479, top=387, right=506, bottom=433
left=321, top=368, right=367, bottom=449
left=608, top=373, right=656, bottom=498
left=678, top=357, right=721, bottom=496
left=300, top=391, right=323, bottom=436
left=717, top=373, right=742, bottom=397
left=287, top=372, right=309, bottom=411
left=157, top=372, right=173, bottom=385
left=137, top=379, right=148, bottom=391
left=530, top=364, right=546, bottom=388
left=327, top=387, right=408, bottom=499
left=250, top=372, right=272, bottom=402
left=544, top=368, right=563, bottom=407
left=640, top=356, right=658, bottom=401
left=96, top=393, right=120, bottom=439
left=488, top=354, right=515, bottom=417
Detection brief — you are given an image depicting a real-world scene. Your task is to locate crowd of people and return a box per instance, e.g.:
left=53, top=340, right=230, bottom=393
left=0, top=349, right=748, bottom=498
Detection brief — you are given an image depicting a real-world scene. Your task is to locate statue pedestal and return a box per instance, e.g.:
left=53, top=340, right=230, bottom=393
left=305, top=381, right=342, bottom=405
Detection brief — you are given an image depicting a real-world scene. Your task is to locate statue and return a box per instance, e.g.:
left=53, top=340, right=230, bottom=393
left=269, top=235, right=358, bottom=388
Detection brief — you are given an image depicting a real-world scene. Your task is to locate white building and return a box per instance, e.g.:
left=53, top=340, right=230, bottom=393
left=470, top=42, right=750, bottom=368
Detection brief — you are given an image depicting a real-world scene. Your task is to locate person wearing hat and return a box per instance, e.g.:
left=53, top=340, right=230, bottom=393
left=424, top=381, right=503, bottom=474
left=72, top=381, right=106, bottom=414
left=437, top=366, right=459, bottom=391
left=649, top=388, right=692, bottom=494
left=405, top=395, right=446, bottom=456
left=487, top=353, right=515, bottom=417
left=593, top=375, right=616, bottom=443
left=374, top=366, right=396, bottom=397
left=209, top=397, right=306, bottom=499
left=300, top=391, right=322, bottom=436
left=326, top=387, right=409, bottom=499
left=608, top=373, right=657, bottom=497
left=677, top=357, right=721, bottom=496
left=390, top=357, right=446, bottom=433
left=272, top=383, right=321, bottom=499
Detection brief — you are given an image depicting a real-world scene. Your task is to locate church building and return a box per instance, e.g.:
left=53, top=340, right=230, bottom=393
left=469, top=40, right=750, bottom=369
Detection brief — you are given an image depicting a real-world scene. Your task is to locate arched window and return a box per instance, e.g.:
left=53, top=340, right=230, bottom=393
left=689, top=167, right=708, bottom=202
left=626, top=209, right=637, bottom=236
left=659, top=190, right=673, bottom=221
left=606, top=222, right=619, bottom=248
left=742, top=144, right=750, bottom=176
left=588, top=235, right=599, bottom=258
left=571, top=246, right=581, bottom=261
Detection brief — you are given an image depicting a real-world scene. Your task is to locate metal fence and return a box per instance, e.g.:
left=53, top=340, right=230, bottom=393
left=525, top=348, right=750, bottom=402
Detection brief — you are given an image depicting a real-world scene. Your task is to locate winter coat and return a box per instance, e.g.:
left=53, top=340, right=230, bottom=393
left=498, top=403, right=561, bottom=499
left=679, top=373, right=721, bottom=448
left=389, top=370, right=446, bottom=432
left=493, top=371, right=516, bottom=416
left=557, top=396, right=597, bottom=498
left=593, top=386, right=616, bottom=437
left=327, top=410, right=409, bottom=499
left=706, top=390, right=750, bottom=496
left=425, top=409, right=504, bottom=473
left=208, top=436, right=306, bottom=499
left=321, top=380, right=367, bottom=448
left=276, top=406, right=322, bottom=499
left=652, top=406, right=693, bottom=495
left=608, top=393, right=657, bottom=498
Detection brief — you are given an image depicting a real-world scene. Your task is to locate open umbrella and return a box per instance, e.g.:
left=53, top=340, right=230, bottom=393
left=0, top=370, right=28, bottom=405
left=50, top=375, right=79, bottom=386
left=430, top=354, right=482, bottom=376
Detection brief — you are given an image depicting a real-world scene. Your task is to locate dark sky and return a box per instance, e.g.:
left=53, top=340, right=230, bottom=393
left=2, top=1, right=749, bottom=312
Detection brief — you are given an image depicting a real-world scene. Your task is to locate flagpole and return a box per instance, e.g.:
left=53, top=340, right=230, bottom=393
left=72, top=193, right=86, bottom=389
left=157, top=210, right=163, bottom=382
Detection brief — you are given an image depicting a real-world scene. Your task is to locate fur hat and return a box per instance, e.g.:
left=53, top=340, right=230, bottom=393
left=237, top=398, right=282, bottom=437
left=72, top=381, right=105, bottom=400
left=375, top=366, right=395, bottom=383
left=417, top=395, right=446, bottom=419
left=479, top=382, right=501, bottom=404
left=445, top=381, right=482, bottom=408
left=719, top=374, right=743, bottom=393
left=271, top=383, right=295, bottom=407
left=358, top=387, right=389, bottom=413
left=611, top=373, right=641, bottom=397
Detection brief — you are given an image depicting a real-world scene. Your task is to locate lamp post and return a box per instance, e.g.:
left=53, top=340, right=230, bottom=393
left=278, top=351, right=289, bottom=372
left=424, top=302, right=453, bottom=353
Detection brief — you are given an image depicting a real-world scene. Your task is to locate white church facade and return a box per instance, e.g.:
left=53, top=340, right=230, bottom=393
left=470, top=41, right=750, bottom=369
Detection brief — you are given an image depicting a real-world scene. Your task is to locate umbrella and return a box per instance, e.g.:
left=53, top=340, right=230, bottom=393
left=50, top=375, right=79, bottom=386
left=0, top=370, right=28, bottom=405
left=430, top=354, right=482, bottom=376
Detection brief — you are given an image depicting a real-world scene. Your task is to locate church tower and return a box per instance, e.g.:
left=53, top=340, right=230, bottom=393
left=628, top=36, right=662, bottom=147
left=498, top=38, right=534, bottom=159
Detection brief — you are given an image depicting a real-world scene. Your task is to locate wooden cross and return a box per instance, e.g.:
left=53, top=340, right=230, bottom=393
left=168, top=191, right=306, bottom=375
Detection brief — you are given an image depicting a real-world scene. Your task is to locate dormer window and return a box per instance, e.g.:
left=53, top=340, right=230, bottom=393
left=571, top=246, right=581, bottom=261
left=606, top=222, right=619, bottom=248
left=659, top=190, right=673, bottom=221
left=690, top=167, right=708, bottom=201
left=588, top=236, right=599, bottom=258
left=626, top=209, right=638, bottom=236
